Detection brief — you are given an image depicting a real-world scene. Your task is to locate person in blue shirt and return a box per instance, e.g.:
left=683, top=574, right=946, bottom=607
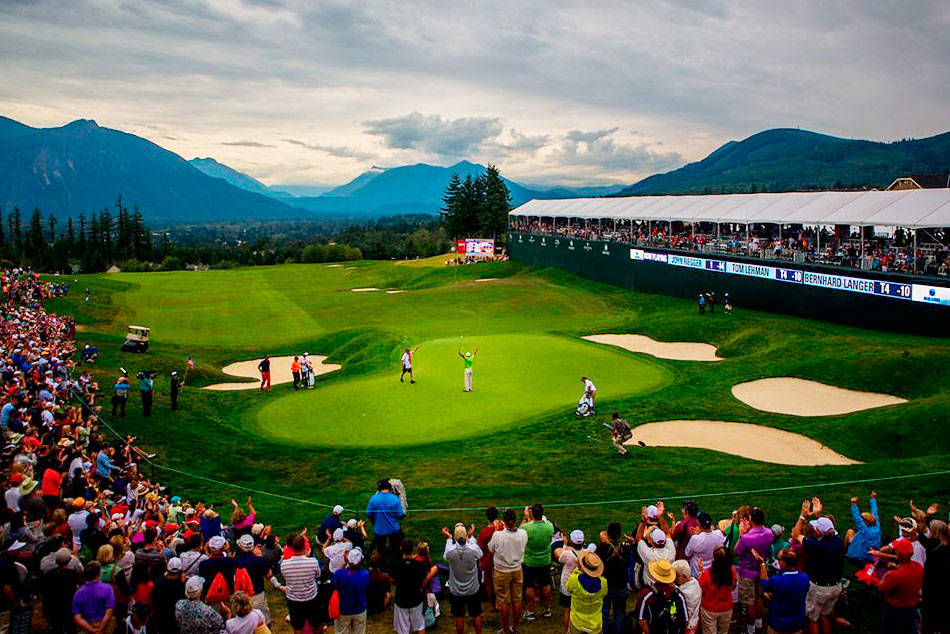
left=845, top=492, right=881, bottom=562
left=365, top=479, right=405, bottom=564
left=0, top=398, right=17, bottom=429
left=332, top=548, right=370, bottom=634
left=112, top=377, right=130, bottom=417
left=138, top=373, right=154, bottom=417
left=95, top=447, right=117, bottom=486
left=754, top=547, right=810, bottom=634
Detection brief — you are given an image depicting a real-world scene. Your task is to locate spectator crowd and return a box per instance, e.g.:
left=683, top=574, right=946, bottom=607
left=1, top=266, right=948, bottom=634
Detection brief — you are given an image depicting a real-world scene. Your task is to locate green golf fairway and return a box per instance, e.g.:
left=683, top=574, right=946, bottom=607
left=255, top=334, right=670, bottom=446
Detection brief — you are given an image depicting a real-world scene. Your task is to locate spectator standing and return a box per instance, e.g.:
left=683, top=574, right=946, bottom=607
left=921, top=519, right=950, bottom=634
left=685, top=512, right=724, bottom=579
left=672, top=560, right=701, bottom=634
left=366, top=479, right=405, bottom=563
left=488, top=508, right=528, bottom=634
left=391, top=539, right=429, bottom=634
left=698, top=547, right=737, bottom=634
left=755, top=549, right=809, bottom=634
left=224, top=591, right=267, bottom=634
left=324, top=528, right=353, bottom=573
left=794, top=515, right=843, bottom=634
left=476, top=507, right=500, bottom=611
left=443, top=524, right=484, bottom=634
left=333, top=548, right=370, bottom=634
left=41, top=547, right=80, bottom=633
left=844, top=491, right=881, bottom=562
left=175, top=575, right=224, bottom=634
left=317, top=505, right=345, bottom=544
left=521, top=504, right=554, bottom=620
left=233, top=534, right=272, bottom=624
left=672, top=501, right=700, bottom=561
left=638, top=559, right=688, bottom=634
left=72, top=562, right=115, bottom=634
left=595, top=522, right=632, bottom=634
left=734, top=506, right=772, bottom=634
left=278, top=534, right=324, bottom=634
left=565, top=551, right=608, bottom=634
left=872, top=538, right=924, bottom=634
left=152, top=557, right=186, bottom=634
left=554, top=530, right=585, bottom=631
left=638, top=528, right=675, bottom=589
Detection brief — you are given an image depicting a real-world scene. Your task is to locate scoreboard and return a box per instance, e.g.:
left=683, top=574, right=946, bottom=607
left=629, top=249, right=949, bottom=307
left=457, top=239, right=495, bottom=257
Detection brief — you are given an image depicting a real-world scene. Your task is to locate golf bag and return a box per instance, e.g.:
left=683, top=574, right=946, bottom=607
left=575, top=394, right=595, bottom=417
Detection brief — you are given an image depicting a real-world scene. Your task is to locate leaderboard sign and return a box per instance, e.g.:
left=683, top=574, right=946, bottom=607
left=457, top=239, right=495, bottom=257
left=630, top=248, right=950, bottom=307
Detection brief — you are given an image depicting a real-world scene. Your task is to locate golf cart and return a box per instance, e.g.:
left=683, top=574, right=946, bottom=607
left=120, top=325, right=150, bottom=353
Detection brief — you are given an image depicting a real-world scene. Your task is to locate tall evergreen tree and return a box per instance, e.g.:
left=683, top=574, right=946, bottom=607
left=440, top=173, right=465, bottom=239
left=477, top=165, right=512, bottom=242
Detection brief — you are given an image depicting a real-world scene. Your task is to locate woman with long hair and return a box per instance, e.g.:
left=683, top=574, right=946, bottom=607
left=698, top=546, right=737, bottom=634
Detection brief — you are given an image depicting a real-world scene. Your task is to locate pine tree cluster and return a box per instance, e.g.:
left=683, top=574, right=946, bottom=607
left=440, top=165, right=512, bottom=242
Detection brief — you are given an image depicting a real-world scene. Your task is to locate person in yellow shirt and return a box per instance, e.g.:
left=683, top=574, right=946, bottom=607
left=565, top=551, right=608, bottom=634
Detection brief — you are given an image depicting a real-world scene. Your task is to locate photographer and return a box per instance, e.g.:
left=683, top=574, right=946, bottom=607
left=137, top=371, right=154, bottom=417
left=169, top=372, right=182, bottom=411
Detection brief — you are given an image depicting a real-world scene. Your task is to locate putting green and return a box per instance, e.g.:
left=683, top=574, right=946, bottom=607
left=254, top=334, right=671, bottom=446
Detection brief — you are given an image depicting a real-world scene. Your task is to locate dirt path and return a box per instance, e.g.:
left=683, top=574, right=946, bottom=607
left=626, top=420, right=860, bottom=465
left=203, top=355, right=342, bottom=391
left=732, top=377, right=906, bottom=417
left=583, top=334, right=722, bottom=362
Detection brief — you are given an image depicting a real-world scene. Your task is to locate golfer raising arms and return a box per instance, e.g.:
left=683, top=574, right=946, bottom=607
left=258, top=355, right=271, bottom=392
left=458, top=347, right=479, bottom=392
left=400, top=346, right=419, bottom=384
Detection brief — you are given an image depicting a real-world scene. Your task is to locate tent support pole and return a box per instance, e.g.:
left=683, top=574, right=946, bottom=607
left=746, top=223, right=750, bottom=255
left=816, top=225, right=821, bottom=262
left=860, top=226, right=864, bottom=269
left=913, top=228, right=918, bottom=273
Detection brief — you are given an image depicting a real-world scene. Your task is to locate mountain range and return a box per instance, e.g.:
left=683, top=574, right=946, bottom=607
left=1, top=116, right=947, bottom=224
left=619, top=128, right=950, bottom=195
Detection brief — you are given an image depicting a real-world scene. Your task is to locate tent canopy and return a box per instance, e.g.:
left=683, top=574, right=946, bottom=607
left=510, top=189, right=950, bottom=228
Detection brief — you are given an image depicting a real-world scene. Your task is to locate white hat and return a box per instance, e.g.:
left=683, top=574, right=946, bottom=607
left=646, top=505, right=659, bottom=518
left=166, top=557, right=183, bottom=573
left=348, top=547, right=364, bottom=566
left=465, top=352, right=471, bottom=357
left=809, top=517, right=835, bottom=535
left=208, top=535, right=226, bottom=551
left=333, top=528, right=344, bottom=542
left=236, top=534, right=255, bottom=551
left=185, top=576, right=204, bottom=597
left=332, top=505, right=344, bottom=516
left=569, top=529, right=585, bottom=545
left=346, top=519, right=357, bottom=529
left=650, top=528, right=667, bottom=545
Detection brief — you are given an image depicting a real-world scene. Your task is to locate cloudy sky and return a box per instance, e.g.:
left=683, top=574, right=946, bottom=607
left=1, top=0, right=947, bottom=188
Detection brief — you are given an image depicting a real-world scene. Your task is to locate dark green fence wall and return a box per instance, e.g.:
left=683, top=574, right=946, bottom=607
left=509, top=232, right=948, bottom=335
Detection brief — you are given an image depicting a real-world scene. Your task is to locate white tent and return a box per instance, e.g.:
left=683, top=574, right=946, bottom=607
left=511, top=189, right=950, bottom=228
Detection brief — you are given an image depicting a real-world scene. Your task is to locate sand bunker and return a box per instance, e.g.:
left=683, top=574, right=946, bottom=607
left=627, top=420, right=859, bottom=466
left=326, top=264, right=343, bottom=268
left=475, top=278, right=498, bottom=282
left=732, top=378, right=906, bottom=417
left=351, top=287, right=379, bottom=292
left=385, top=290, right=405, bottom=294
left=203, top=355, right=342, bottom=391
left=583, top=334, right=722, bottom=362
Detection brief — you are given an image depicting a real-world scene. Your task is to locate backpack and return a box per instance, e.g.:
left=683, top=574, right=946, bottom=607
left=234, top=567, right=254, bottom=595
left=327, top=590, right=340, bottom=620
left=205, top=572, right=231, bottom=603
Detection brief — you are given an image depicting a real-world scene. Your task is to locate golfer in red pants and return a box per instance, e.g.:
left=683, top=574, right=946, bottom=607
left=258, top=355, right=272, bottom=392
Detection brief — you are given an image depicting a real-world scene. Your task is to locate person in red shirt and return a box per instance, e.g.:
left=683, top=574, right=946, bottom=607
left=41, top=466, right=63, bottom=509
left=476, top=507, right=500, bottom=611
left=698, top=546, right=737, bottom=634
left=870, top=538, right=923, bottom=634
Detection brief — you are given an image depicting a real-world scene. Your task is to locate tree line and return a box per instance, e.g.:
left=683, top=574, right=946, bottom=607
left=440, top=165, right=512, bottom=242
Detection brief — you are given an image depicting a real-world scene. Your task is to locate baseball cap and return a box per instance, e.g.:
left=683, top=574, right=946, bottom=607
left=646, top=505, right=659, bottom=519
left=185, top=576, right=204, bottom=595
left=208, top=535, right=226, bottom=551
left=651, top=528, right=667, bottom=544
left=333, top=528, right=344, bottom=542
left=569, top=529, right=585, bottom=545
left=237, top=534, right=255, bottom=551
left=348, top=547, right=364, bottom=566
left=892, top=538, right=914, bottom=558
left=346, top=519, right=357, bottom=529
left=166, top=557, right=183, bottom=573
left=809, top=517, right=835, bottom=534
left=696, top=512, right=712, bottom=529
left=332, top=505, right=344, bottom=516
left=898, top=517, right=917, bottom=534
left=251, top=523, right=264, bottom=535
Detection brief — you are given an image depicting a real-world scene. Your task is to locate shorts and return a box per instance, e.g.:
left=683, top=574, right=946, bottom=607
left=493, top=568, right=524, bottom=606
left=737, top=577, right=763, bottom=605
left=805, top=582, right=842, bottom=620
left=393, top=604, right=425, bottom=634
left=523, top=564, right=551, bottom=589
left=558, top=592, right=572, bottom=608
left=448, top=593, right=482, bottom=618
left=287, top=597, right=321, bottom=630
left=403, top=365, right=411, bottom=371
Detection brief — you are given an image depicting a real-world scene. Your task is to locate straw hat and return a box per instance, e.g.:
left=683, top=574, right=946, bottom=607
left=648, top=559, right=676, bottom=584
left=577, top=550, right=604, bottom=578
